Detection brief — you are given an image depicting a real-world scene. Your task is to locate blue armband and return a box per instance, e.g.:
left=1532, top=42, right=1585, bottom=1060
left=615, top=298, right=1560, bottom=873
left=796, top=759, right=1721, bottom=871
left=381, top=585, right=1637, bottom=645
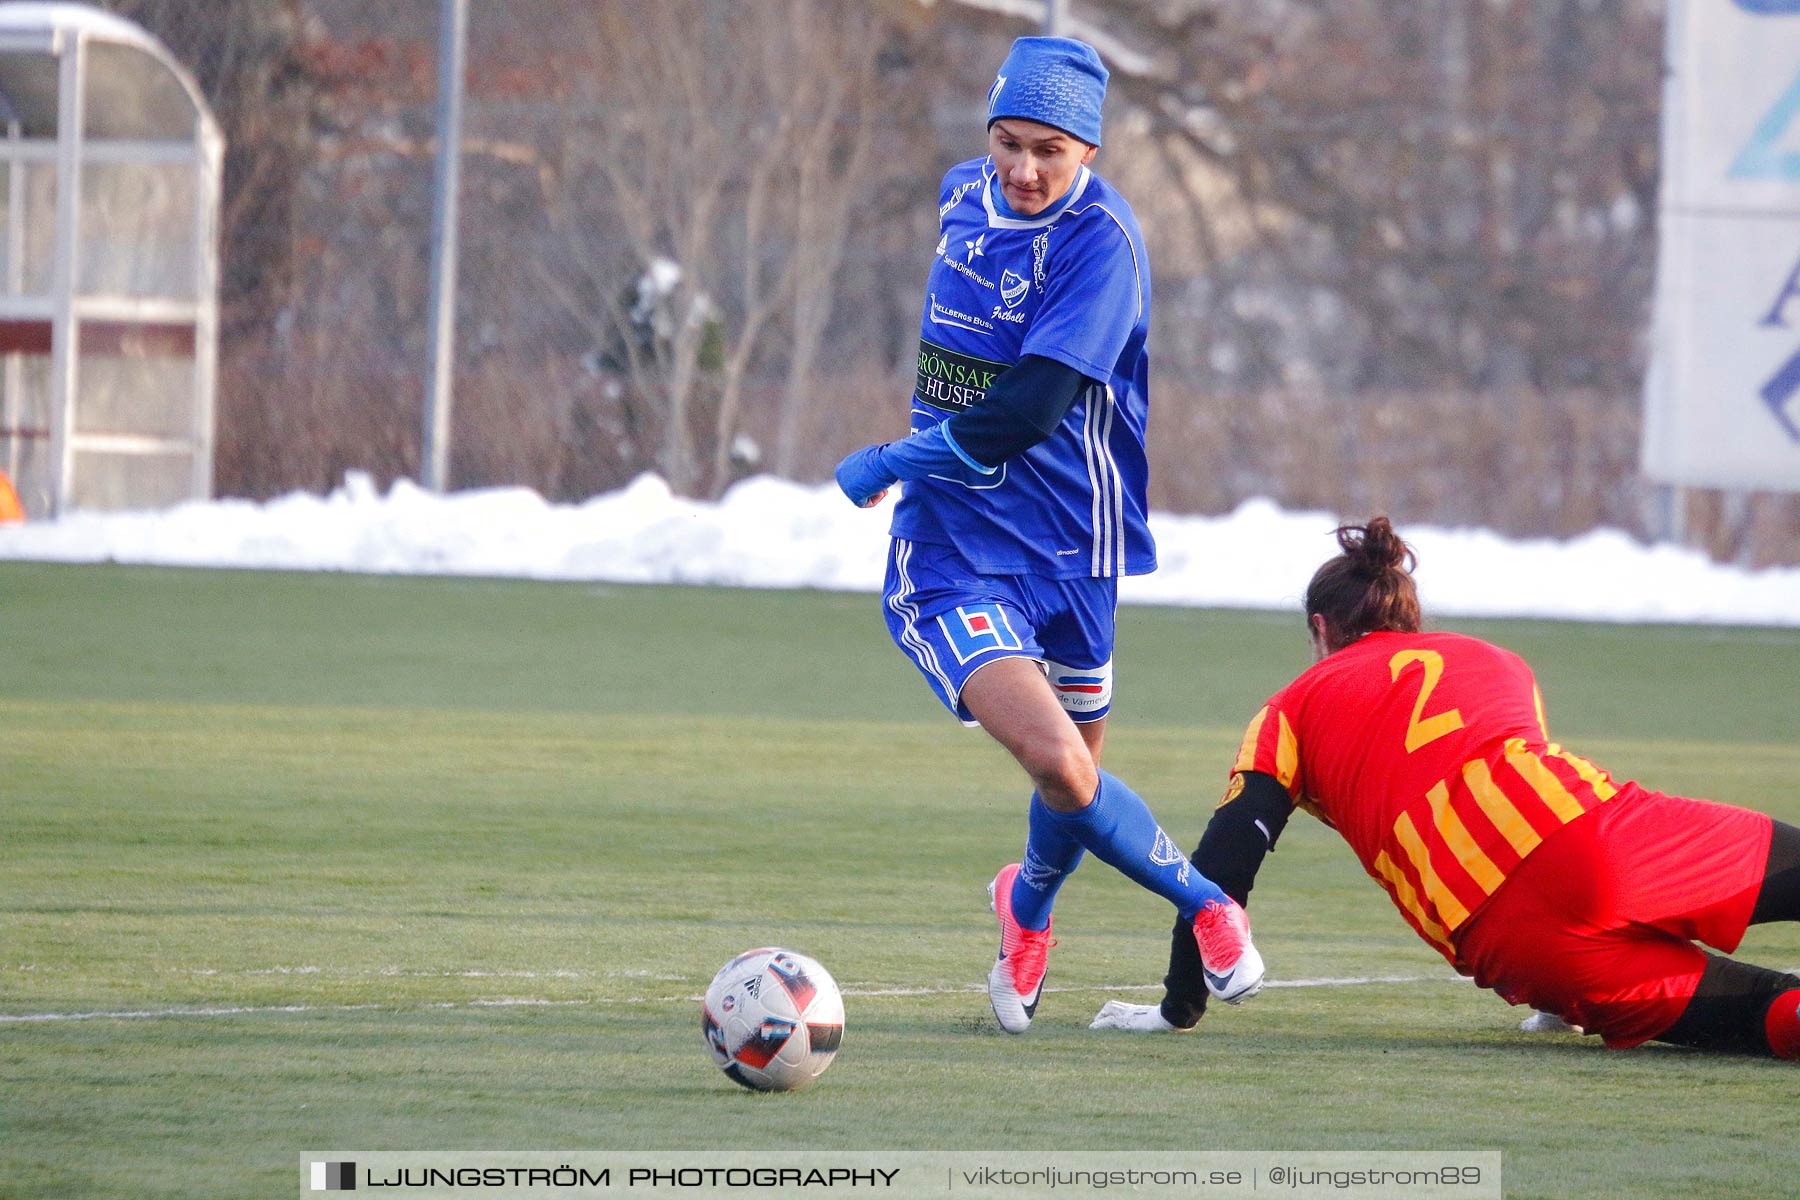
left=833, top=423, right=995, bottom=507
left=886, top=422, right=997, bottom=480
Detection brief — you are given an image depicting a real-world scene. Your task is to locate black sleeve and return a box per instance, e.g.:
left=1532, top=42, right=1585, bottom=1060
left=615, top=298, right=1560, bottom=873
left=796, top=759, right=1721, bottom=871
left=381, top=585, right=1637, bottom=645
left=1159, top=772, right=1294, bottom=1029
left=1193, top=771, right=1293, bottom=906
left=942, top=354, right=1090, bottom=468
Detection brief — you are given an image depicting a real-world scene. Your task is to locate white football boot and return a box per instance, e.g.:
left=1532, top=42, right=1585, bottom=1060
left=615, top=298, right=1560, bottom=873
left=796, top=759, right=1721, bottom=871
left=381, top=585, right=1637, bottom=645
left=986, top=863, right=1055, bottom=1034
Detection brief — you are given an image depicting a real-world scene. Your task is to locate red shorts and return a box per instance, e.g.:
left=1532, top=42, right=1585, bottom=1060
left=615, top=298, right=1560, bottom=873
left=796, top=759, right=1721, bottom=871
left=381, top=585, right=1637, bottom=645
left=1454, top=784, right=1773, bottom=1049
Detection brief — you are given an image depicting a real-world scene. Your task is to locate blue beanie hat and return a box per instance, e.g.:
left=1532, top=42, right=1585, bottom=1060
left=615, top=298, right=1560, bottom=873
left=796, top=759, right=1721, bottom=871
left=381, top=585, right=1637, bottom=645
left=986, top=37, right=1108, bottom=147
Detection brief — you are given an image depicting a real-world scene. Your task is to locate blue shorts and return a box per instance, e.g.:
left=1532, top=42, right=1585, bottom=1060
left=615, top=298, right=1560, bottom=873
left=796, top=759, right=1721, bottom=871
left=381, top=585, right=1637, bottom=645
left=883, top=537, right=1117, bottom=726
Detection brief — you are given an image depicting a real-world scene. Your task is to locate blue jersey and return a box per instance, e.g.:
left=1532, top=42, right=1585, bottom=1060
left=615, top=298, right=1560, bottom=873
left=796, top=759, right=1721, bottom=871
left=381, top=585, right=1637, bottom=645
left=890, top=157, right=1156, bottom=580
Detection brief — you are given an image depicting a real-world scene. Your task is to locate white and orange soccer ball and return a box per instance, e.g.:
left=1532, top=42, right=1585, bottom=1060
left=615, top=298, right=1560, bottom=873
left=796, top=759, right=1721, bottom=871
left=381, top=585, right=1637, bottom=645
left=701, top=947, right=844, bottom=1092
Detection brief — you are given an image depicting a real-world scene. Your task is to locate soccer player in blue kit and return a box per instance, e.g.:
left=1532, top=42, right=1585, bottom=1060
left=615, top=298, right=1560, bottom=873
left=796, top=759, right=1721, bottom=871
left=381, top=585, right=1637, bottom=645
left=834, top=36, right=1264, bottom=1033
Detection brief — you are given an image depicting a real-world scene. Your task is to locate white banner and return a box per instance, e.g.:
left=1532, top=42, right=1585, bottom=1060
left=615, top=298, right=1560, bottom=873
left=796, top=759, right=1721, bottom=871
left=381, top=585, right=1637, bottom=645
left=1642, top=0, right=1800, bottom=490
left=298, top=1151, right=1505, bottom=1199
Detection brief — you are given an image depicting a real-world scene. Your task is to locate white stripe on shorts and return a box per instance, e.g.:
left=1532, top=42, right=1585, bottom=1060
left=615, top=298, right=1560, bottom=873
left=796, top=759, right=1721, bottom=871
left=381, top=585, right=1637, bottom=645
left=887, top=539, right=957, bottom=705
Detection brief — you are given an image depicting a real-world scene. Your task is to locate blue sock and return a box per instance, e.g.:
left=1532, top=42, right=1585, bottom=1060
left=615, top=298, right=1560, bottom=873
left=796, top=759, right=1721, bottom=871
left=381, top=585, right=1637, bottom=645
left=1044, top=769, right=1226, bottom=920
left=1009, top=793, right=1085, bottom=931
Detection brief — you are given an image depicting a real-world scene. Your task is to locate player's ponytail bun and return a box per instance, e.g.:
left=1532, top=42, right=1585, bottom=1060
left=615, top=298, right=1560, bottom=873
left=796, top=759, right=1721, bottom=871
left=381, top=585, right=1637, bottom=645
left=1304, top=516, right=1422, bottom=651
left=1338, top=516, right=1414, bottom=577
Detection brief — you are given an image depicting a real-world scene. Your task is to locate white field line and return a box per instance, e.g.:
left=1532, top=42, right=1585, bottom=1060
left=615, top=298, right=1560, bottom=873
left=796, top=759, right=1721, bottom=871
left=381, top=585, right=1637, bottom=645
left=0, top=998, right=596, bottom=1023
left=0, top=975, right=1462, bottom=1024
left=181, top=967, right=601, bottom=979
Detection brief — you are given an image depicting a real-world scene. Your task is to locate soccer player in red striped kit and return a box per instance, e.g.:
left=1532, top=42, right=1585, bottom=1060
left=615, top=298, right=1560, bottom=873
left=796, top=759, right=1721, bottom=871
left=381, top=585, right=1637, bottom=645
left=1093, top=518, right=1800, bottom=1058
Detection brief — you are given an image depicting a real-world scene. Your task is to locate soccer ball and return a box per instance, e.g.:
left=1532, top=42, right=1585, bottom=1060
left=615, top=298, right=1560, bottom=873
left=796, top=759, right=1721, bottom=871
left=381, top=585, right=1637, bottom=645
left=701, top=947, right=844, bottom=1092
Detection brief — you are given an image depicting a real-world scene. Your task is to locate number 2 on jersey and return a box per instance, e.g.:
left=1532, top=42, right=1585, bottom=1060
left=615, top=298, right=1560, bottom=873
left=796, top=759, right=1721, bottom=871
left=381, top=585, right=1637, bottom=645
left=1389, top=649, right=1465, bottom=753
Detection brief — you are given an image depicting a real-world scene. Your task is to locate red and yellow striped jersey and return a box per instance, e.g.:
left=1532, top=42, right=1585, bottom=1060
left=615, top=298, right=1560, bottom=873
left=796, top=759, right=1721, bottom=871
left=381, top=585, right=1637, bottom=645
left=1232, top=630, right=1620, bottom=962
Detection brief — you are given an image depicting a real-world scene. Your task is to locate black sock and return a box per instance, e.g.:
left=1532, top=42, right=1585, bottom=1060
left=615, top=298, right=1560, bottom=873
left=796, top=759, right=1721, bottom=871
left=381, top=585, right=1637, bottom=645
left=1657, top=954, right=1800, bottom=1056
left=1749, top=819, right=1800, bottom=925
left=1159, top=913, right=1208, bottom=1029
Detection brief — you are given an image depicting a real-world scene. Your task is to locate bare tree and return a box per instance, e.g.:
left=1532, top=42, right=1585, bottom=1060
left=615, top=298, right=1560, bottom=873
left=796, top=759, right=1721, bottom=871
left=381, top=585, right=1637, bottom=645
left=769, top=3, right=882, bottom=479
left=534, top=0, right=887, bottom=498
left=1085, top=0, right=1662, bottom=397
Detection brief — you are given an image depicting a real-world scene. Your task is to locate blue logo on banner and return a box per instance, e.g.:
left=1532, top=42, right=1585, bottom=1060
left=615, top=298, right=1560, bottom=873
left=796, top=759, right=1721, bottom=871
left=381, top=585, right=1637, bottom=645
left=1763, top=350, right=1800, bottom=440
left=1732, top=1, right=1800, bottom=14
left=1730, top=69, right=1800, bottom=180
left=1760, top=256, right=1800, bottom=441
left=938, top=603, right=1023, bottom=665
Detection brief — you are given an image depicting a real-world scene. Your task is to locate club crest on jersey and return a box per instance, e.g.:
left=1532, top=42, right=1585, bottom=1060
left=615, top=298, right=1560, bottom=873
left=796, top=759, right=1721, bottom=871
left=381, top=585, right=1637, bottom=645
left=938, top=603, right=1023, bottom=664
left=1000, top=270, right=1028, bottom=309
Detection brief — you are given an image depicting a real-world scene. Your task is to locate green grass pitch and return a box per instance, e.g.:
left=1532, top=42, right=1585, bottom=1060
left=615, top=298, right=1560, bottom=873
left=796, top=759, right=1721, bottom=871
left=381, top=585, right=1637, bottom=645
left=3, top=563, right=1797, bottom=1198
